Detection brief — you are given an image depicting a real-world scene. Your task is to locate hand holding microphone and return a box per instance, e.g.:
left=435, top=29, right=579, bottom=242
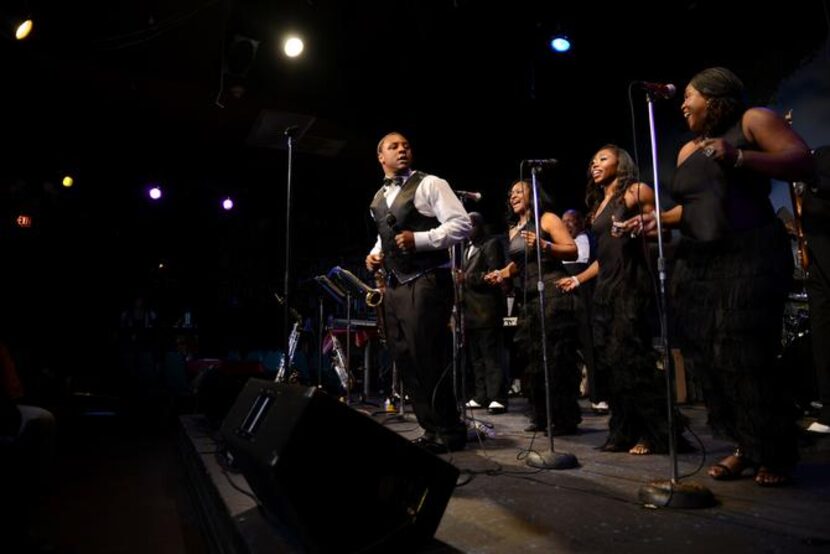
left=386, top=213, right=415, bottom=253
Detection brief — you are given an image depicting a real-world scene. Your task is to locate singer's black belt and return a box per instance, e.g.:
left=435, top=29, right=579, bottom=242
left=387, top=266, right=450, bottom=287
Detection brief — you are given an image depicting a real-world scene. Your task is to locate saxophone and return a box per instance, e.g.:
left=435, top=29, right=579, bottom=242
left=373, top=268, right=388, bottom=345
left=785, top=109, right=810, bottom=271
left=328, top=266, right=383, bottom=308
left=329, top=332, right=350, bottom=392
left=275, top=321, right=300, bottom=383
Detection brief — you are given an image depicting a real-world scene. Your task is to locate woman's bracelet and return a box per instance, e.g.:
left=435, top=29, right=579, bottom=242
left=571, top=275, right=580, bottom=287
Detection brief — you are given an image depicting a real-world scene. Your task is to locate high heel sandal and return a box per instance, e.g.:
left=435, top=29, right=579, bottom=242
left=708, top=447, right=751, bottom=481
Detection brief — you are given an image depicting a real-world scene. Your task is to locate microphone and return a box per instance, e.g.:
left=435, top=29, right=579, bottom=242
left=385, top=214, right=408, bottom=255
left=284, top=125, right=300, bottom=137
left=454, top=190, right=482, bottom=202
left=523, top=159, right=558, bottom=166
left=385, top=213, right=400, bottom=232
left=638, top=81, right=676, bottom=99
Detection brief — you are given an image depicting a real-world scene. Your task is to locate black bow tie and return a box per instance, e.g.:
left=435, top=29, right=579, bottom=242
left=383, top=176, right=405, bottom=188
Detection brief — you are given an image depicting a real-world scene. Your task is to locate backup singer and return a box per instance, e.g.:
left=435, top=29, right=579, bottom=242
left=366, top=132, right=471, bottom=453
left=628, top=67, right=813, bottom=485
left=485, top=180, right=581, bottom=436
left=462, top=212, right=507, bottom=414
left=558, top=145, right=686, bottom=455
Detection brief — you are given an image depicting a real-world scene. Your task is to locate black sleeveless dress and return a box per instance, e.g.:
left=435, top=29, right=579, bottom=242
left=670, top=120, right=797, bottom=469
left=509, top=219, right=581, bottom=431
left=591, top=196, right=675, bottom=451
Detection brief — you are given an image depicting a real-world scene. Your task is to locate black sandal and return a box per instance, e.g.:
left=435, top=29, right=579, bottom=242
left=708, top=448, right=750, bottom=481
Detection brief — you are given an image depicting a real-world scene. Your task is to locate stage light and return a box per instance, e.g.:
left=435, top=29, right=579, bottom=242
left=15, top=18, right=32, bottom=40
left=222, top=197, right=234, bottom=211
left=62, top=175, right=74, bottom=188
left=550, top=35, right=571, bottom=53
left=16, top=214, right=32, bottom=228
left=148, top=186, right=162, bottom=200
left=283, top=36, right=304, bottom=58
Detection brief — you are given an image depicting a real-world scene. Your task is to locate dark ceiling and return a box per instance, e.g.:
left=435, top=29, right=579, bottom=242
left=1, top=0, right=828, bottom=346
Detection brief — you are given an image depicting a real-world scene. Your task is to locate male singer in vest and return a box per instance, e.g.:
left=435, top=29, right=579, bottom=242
left=366, top=132, right=471, bottom=453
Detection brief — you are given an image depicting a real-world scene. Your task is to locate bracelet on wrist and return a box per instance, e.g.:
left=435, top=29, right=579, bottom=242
left=734, top=148, right=744, bottom=168
left=571, top=275, right=580, bottom=287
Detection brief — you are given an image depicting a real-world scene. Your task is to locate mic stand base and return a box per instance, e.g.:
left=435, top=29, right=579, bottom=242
left=526, top=449, right=578, bottom=470
left=638, top=479, right=715, bottom=509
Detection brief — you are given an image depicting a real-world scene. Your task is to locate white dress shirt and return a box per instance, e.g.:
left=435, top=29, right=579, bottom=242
left=563, top=232, right=590, bottom=264
left=370, top=172, right=471, bottom=255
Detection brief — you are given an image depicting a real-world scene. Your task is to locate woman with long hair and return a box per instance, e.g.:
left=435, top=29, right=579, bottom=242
left=485, top=180, right=581, bottom=435
left=558, top=145, right=681, bottom=454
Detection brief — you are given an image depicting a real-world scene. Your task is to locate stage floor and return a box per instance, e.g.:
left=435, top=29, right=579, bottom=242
left=179, top=398, right=830, bottom=553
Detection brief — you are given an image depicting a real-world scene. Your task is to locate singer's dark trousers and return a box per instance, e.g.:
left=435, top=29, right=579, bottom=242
left=807, top=233, right=830, bottom=426
left=384, top=269, right=465, bottom=445
left=467, top=327, right=506, bottom=406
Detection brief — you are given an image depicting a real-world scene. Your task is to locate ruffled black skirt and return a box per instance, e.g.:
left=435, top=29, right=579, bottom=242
left=671, top=220, right=798, bottom=468
left=592, top=269, right=677, bottom=452
left=514, top=270, right=581, bottom=429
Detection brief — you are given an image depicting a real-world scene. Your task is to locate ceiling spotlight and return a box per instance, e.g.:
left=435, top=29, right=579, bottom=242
left=62, top=175, right=74, bottom=188
left=15, top=18, right=32, bottom=40
left=283, top=36, right=304, bottom=58
left=550, top=35, right=571, bottom=53
left=148, top=186, right=162, bottom=200
left=222, top=197, right=234, bottom=211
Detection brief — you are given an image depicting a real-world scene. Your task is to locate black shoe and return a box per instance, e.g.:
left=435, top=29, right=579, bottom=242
left=412, top=434, right=465, bottom=454
left=524, top=422, right=545, bottom=433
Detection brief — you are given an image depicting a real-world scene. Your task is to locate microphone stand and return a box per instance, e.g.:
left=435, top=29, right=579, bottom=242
left=524, top=164, right=577, bottom=470
left=450, top=242, right=466, bottom=412
left=283, top=126, right=299, bottom=363
left=345, top=292, right=353, bottom=404
left=637, top=93, right=714, bottom=508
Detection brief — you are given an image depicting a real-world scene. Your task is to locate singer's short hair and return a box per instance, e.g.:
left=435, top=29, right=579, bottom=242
left=377, top=132, right=409, bottom=154
left=505, top=180, right=553, bottom=226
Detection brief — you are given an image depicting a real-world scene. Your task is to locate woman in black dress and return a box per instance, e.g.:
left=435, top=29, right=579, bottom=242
left=558, top=145, right=677, bottom=455
left=627, top=67, right=813, bottom=485
left=485, top=180, right=581, bottom=435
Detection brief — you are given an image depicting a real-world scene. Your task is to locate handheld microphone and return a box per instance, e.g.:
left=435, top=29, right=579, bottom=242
left=385, top=213, right=400, bottom=232
left=523, top=159, right=558, bottom=166
left=454, top=190, right=482, bottom=202
left=284, top=125, right=300, bottom=137
left=638, top=81, right=676, bottom=99
left=385, top=214, right=409, bottom=255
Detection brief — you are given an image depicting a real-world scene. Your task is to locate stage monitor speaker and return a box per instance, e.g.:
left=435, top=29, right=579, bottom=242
left=220, top=378, right=459, bottom=553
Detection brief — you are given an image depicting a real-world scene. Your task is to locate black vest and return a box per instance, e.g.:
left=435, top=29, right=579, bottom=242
left=370, top=171, right=449, bottom=282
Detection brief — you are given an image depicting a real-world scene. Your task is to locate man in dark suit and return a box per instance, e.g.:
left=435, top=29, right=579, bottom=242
left=462, top=213, right=508, bottom=414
